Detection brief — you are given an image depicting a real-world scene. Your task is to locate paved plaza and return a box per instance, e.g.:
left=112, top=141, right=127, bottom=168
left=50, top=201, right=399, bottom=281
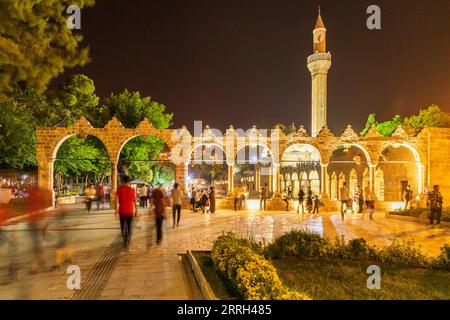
left=0, top=205, right=449, bottom=300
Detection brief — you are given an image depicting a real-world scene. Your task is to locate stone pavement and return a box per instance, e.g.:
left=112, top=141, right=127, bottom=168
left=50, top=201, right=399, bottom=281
left=0, top=206, right=448, bottom=300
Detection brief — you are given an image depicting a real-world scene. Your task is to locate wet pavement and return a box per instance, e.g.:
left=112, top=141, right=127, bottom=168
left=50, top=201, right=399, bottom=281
left=0, top=205, right=448, bottom=299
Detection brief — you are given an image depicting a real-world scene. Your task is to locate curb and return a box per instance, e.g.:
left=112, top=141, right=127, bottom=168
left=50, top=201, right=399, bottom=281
left=386, top=212, right=450, bottom=227
left=186, top=250, right=219, bottom=300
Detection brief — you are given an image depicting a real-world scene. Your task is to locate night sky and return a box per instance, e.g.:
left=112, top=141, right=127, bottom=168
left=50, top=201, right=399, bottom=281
left=57, top=0, right=450, bottom=133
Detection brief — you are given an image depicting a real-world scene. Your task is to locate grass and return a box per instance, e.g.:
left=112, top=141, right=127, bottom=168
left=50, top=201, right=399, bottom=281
left=272, top=257, right=450, bottom=300
left=193, top=252, right=239, bottom=300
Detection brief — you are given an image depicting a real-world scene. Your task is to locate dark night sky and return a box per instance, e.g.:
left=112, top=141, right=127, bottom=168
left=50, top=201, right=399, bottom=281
left=56, top=0, right=450, bottom=133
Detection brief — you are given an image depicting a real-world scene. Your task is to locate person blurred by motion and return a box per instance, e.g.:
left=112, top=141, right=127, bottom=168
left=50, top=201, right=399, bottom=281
left=260, top=183, right=268, bottom=211
left=171, top=183, right=182, bottom=228
left=26, top=188, right=51, bottom=274
left=84, top=184, right=96, bottom=214
left=116, top=176, right=137, bottom=249
left=151, top=183, right=167, bottom=245
left=96, top=182, right=106, bottom=210
left=209, top=186, right=216, bottom=213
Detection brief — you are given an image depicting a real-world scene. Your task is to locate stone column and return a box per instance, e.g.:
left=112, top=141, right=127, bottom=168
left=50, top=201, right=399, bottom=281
left=38, top=160, right=54, bottom=207
left=320, top=163, right=328, bottom=195
left=227, top=164, right=234, bottom=195
left=110, top=161, right=118, bottom=209
left=369, top=164, right=376, bottom=195
left=272, top=164, right=281, bottom=196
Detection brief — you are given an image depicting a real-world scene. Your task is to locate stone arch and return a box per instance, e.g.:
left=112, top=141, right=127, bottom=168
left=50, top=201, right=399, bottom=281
left=377, top=142, right=423, bottom=199
left=281, top=142, right=323, bottom=163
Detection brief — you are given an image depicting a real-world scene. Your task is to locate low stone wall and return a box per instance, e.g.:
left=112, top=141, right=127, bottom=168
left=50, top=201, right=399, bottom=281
left=386, top=212, right=449, bottom=227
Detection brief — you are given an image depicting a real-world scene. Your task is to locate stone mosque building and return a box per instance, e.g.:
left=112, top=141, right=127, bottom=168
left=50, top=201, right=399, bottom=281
left=36, top=13, right=450, bottom=210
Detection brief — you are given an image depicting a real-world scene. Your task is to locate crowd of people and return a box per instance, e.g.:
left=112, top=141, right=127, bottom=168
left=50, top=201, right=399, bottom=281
left=189, top=187, right=216, bottom=214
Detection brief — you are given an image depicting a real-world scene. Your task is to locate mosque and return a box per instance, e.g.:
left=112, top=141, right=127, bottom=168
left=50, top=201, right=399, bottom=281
left=36, top=12, right=450, bottom=210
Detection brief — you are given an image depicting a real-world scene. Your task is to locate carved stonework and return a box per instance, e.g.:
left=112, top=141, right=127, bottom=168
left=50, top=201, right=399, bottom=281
left=137, top=118, right=156, bottom=132
left=364, top=125, right=383, bottom=139
left=247, top=125, right=260, bottom=138
left=341, top=125, right=358, bottom=140
left=317, top=125, right=335, bottom=138
left=105, top=117, right=125, bottom=130
left=295, top=125, right=310, bottom=138
left=73, top=117, right=93, bottom=130
left=392, top=125, right=409, bottom=139
left=202, top=125, right=216, bottom=143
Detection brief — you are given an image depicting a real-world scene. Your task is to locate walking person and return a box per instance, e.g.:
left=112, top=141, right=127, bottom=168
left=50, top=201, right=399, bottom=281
left=96, top=183, right=106, bottom=210
left=260, top=183, right=268, bottom=211
left=340, top=182, right=351, bottom=220
left=151, top=183, right=167, bottom=245
left=354, top=186, right=363, bottom=213
left=403, top=185, right=413, bottom=211
left=297, top=188, right=305, bottom=214
left=234, top=186, right=243, bottom=211
left=282, top=189, right=290, bottom=211
left=201, top=190, right=209, bottom=214
left=427, top=185, right=443, bottom=227
left=190, top=188, right=197, bottom=212
left=116, top=176, right=137, bottom=249
left=209, top=186, right=216, bottom=213
left=171, top=183, right=182, bottom=228
left=84, top=184, right=96, bottom=214
left=364, top=187, right=376, bottom=220
left=306, top=188, right=313, bottom=214
left=139, top=184, right=148, bottom=208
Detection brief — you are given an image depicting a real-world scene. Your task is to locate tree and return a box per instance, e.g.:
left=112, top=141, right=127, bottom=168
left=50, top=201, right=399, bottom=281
left=101, top=90, right=173, bottom=177
left=48, top=74, right=100, bottom=126
left=54, top=136, right=111, bottom=190
left=0, top=98, right=37, bottom=168
left=361, top=105, right=450, bottom=137
left=360, top=114, right=378, bottom=136
left=0, top=0, right=95, bottom=97
left=403, top=105, right=450, bottom=133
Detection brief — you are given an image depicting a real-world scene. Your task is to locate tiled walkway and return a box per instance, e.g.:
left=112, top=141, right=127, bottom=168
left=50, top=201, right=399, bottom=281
left=0, top=207, right=448, bottom=299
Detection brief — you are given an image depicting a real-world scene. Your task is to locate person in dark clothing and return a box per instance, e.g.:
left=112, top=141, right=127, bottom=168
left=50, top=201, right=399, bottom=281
left=306, top=188, right=313, bottom=213
left=313, top=196, right=320, bottom=214
left=151, top=183, right=167, bottom=245
left=201, top=190, right=209, bottom=213
left=297, top=189, right=305, bottom=214
left=427, top=185, right=443, bottom=226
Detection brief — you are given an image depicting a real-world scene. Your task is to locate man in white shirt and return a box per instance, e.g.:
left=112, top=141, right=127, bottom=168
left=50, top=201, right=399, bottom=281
left=171, top=183, right=183, bottom=228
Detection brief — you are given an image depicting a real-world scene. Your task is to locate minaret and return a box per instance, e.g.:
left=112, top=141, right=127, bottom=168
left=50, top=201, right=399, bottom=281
left=308, top=9, right=332, bottom=137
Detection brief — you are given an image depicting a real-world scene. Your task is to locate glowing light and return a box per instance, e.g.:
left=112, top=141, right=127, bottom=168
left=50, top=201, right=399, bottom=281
left=246, top=199, right=260, bottom=210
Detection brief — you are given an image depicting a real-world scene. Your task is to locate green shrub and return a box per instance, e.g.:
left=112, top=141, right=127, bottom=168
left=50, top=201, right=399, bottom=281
left=265, top=230, right=330, bottom=260
left=379, top=240, right=430, bottom=267
left=433, top=244, right=450, bottom=270
left=211, top=232, right=310, bottom=300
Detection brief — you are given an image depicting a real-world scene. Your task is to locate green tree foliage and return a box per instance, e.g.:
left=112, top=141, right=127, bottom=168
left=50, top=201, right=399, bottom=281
left=0, top=98, right=37, bottom=168
left=403, top=105, right=450, bottom=133
left=54, top=135, right=110, bottom=179
left=48, top=74, right=100, bottom=126
left=101, top=90, right=173, bottom=179
left=361, top=105, right=450, bottom=137
left=0, top=0, right=95, bottom=96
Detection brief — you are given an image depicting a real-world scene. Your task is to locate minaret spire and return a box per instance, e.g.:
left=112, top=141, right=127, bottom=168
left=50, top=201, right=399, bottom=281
left=308, top=10, right=332, bottom=137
